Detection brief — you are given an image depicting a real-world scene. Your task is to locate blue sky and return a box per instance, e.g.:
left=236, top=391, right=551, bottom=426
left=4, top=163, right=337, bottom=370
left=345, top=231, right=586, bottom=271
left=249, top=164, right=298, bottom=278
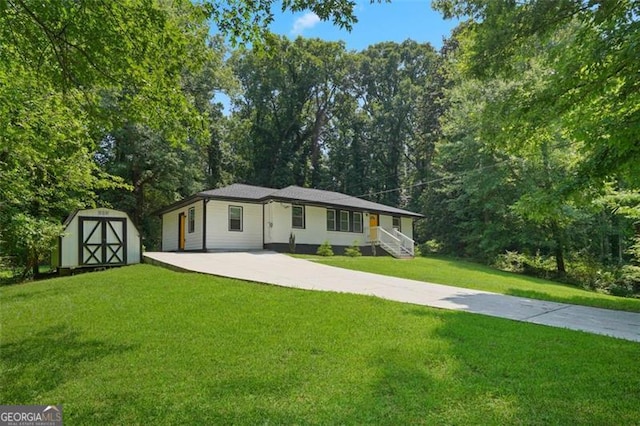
left=269, top=0, right=459, bottom=51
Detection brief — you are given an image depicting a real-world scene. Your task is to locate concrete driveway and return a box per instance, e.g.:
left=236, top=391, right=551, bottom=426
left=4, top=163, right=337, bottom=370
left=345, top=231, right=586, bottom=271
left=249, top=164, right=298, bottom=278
left=143, top=251, right=640, bottom=343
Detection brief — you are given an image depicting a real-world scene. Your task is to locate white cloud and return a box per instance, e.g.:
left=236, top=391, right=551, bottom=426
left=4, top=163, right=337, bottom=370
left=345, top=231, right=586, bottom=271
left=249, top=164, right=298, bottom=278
left=291, top=12, right=321, bottom=35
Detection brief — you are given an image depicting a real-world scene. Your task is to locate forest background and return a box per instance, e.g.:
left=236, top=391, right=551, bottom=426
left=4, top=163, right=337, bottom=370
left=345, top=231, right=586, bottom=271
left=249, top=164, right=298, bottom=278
left=1, top=0, right=638, bottom=295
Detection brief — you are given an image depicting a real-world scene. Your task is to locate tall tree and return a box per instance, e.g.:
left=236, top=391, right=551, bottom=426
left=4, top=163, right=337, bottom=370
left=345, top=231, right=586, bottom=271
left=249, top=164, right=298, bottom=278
left=231, top=36, right=349, bottom=188
left=433, top=0, right=640, bottom=185
left=355, top=40, right=440, bottom=206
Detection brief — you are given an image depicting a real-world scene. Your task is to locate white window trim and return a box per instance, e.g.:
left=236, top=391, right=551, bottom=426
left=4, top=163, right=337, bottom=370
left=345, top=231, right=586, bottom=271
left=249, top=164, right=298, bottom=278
left=339, top=211, right=350, bottom=232
left=188, top=207, right=195, bottom=233
left=229, top=205, right=243, bottom=232
left=353, top=212, right=363, bottom=233
left=327, top=209, right=336, bottom=231
left=292, top=205, right=305, bottom=229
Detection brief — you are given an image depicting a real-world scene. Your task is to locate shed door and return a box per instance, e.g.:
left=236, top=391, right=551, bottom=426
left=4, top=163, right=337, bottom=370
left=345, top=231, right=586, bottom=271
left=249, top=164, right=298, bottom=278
left=79, top=217, right=127, bottom=266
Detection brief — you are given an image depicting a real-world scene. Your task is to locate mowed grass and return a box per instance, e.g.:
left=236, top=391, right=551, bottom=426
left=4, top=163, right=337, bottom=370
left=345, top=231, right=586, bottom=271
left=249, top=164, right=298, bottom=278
left=2, top=265, right=640, bottom=424
left=303, top=255, right=640, bottom=313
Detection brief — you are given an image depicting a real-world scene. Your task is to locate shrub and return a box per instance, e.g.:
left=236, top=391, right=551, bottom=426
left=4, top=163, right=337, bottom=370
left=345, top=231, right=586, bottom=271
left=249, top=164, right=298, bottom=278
left=316, top=240, right=334, bottom=257
left=493, top=250, right=640, bottom=298
left=612, top=265, right=640, bottom=297
left=419, top=239, right=442, bottom=255
left=494, top=251, right=527, bottom=273
left=344, top=241, right=362, bottom=257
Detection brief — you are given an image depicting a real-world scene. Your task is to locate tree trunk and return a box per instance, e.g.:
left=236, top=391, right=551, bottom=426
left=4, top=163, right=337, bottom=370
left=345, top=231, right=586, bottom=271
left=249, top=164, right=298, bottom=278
left=551, top=222, right=566, bottom=275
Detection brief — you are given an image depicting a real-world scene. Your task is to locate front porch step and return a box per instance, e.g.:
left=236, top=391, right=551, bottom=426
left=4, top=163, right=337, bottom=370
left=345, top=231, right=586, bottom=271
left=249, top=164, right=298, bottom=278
left=374, top=244, right=414, bottom=259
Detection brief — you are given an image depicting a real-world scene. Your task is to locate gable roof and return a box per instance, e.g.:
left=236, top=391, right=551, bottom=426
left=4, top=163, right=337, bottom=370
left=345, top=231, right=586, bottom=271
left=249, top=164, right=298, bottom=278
left=159, top=183, right=423, bottom=218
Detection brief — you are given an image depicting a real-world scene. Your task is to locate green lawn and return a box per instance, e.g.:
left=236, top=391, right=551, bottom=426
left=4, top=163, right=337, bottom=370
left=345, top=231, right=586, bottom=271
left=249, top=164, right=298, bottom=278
left=301, top=255, right=640, bottom=313
left=1, top=265, right=640, bottom=424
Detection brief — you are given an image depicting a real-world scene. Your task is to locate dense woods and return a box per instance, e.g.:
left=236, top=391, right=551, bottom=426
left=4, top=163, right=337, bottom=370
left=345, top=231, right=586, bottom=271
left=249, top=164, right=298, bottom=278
left=1, top=0, right=638, bottom=294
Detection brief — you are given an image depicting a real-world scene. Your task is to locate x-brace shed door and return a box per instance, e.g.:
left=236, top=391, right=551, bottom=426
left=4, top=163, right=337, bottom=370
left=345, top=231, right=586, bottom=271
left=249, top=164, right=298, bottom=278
left=79, top=217, right=127, bottom=266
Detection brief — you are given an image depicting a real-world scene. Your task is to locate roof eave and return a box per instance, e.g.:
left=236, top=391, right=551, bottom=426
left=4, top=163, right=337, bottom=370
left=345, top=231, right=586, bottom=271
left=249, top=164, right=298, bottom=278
left=266, top=196, right=424, bottom=218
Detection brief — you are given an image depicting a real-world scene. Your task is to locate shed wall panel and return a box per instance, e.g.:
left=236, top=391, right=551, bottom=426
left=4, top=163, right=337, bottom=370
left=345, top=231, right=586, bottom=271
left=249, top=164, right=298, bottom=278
left=60, top=208, right=140, bottom=268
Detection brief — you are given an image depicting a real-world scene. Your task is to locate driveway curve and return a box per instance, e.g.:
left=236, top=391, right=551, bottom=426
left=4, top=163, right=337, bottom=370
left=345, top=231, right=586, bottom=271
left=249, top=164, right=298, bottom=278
left=143, top=251, right=640, bottom=342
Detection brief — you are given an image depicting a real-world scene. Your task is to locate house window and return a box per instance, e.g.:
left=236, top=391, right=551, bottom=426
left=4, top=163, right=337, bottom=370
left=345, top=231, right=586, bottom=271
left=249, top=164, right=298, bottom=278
left=188, top=207, right=195, bottom=233
left=229, top=205, right=243, bottom=231
left=392, top=216, right=401, bottom=231
left=353, top=212, right=363, bottom=233
left=292, top=205, right=305, bottom=229
left=340, top=211, right=350, bottom=231
left=326, top=209, right=336, bottom=231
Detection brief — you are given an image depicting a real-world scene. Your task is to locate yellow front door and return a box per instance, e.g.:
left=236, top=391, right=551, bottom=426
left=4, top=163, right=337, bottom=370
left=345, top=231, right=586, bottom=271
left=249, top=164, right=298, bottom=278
left=369, top=214, right=378, bottom=241
left=178, top=213, right=186, bottom=250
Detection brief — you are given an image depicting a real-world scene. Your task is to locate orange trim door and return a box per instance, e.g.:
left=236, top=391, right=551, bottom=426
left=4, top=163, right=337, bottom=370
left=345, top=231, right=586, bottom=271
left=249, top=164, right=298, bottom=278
left=369, top=214, right=378, bottom=241
left=178, top=213, right=186, bottom=250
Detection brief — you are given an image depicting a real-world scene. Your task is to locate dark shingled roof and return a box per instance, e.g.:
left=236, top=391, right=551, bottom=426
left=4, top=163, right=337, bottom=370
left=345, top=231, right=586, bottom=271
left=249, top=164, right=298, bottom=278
left=270, top=186, right=423, bottom=217
left=198, top=183, right=275, bottom=200
left=195, top=184, right=423, bottom=218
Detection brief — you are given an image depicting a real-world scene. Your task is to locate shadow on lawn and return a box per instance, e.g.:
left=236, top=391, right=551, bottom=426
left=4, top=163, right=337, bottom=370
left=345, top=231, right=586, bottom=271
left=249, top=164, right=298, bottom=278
left=1, top=325, right=135, bottom=403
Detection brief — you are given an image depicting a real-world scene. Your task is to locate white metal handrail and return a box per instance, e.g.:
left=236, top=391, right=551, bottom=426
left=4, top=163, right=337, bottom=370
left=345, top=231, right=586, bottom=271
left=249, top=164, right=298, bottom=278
left=393, top=228, right=415, bottom=257
left=370, top=226, right=414, bottom=258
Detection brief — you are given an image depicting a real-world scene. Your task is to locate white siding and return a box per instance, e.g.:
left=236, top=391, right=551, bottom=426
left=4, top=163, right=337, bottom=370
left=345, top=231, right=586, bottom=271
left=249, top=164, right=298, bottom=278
left=185, top=201, right=204, bottom=251
left=206, top=200, right=263, bottom=250
left=401, top=217, right=414, bottom=240
left=60, top=208, right=140, bottom=268
left=379, top=214, right=394, bottom=233
left=161, top=200, right=204, bottom=251
left=267, top=202, right=369, bottom=247
left=162, top=198, right=417, bottom=251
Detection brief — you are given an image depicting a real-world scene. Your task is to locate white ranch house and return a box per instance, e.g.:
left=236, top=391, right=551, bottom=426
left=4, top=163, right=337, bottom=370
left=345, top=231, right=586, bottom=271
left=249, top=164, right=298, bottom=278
left=158, top=184, right=423, bottom=257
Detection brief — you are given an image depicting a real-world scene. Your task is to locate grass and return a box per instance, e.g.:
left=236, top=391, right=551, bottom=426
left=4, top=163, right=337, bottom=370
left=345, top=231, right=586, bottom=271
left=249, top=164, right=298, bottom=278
left=299, top=255, right=640, bottom=313
left=1, top=264, right=640, bottom=424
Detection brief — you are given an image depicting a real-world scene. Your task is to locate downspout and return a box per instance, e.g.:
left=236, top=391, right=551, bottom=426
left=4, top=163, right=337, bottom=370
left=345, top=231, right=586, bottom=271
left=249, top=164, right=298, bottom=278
left=159, top=213, right=163, bottom=252
left=202, top=199, right=208, bottom=252
left=262, top=202, right=265, bottom=249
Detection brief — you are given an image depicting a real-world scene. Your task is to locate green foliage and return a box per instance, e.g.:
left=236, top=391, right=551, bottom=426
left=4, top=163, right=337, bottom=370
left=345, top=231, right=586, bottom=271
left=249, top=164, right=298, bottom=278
left=3, top=265, right=640, bottom=423
left=0, top=0, right=217, bottom=273
left=494, top=251, right=640, bottom=298
left=230, top=36, right=351, bottom=188
left=344, top=241, right=361, bottom=257
left=419, top=240, right=442, bottom=256
left=209, top=0, right=360, bottom=46
left=0, top=214, right=61, bottom=279
left=316, top=240, right=334, bottom=257
left=433, top=0, right=640, bottom=184
left=229, top=38, right=442, bottom=202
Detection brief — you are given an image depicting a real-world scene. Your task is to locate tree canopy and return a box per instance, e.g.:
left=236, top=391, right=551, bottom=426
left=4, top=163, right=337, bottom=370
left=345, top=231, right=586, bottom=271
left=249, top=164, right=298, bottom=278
left=1, top=0, right=638, bottom=295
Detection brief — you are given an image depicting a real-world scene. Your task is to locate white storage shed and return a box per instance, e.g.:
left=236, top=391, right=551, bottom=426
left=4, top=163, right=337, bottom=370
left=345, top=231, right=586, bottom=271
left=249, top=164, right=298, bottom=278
left=53, top=208, right=141, bottom=270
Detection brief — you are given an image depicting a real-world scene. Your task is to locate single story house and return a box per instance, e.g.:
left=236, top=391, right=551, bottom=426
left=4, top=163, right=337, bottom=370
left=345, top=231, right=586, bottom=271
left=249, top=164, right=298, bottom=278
left=158, top=184, right=423, bottom=257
